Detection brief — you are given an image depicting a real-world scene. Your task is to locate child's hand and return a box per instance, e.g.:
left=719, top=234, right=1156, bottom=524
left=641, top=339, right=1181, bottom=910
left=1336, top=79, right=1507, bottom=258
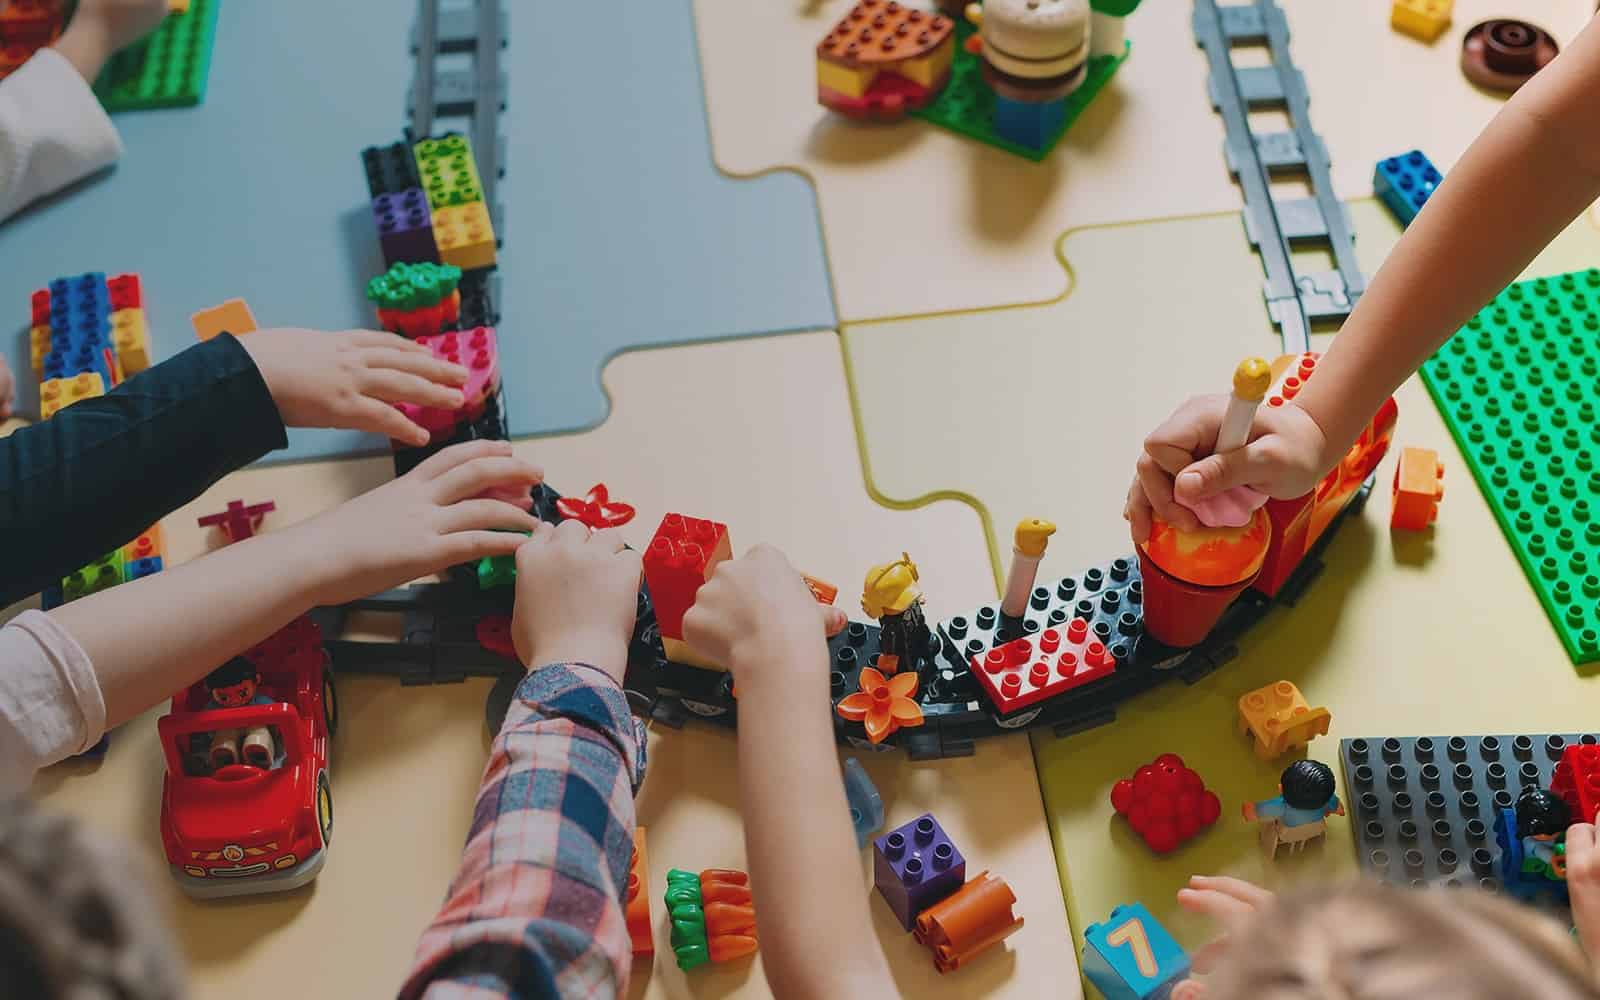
left=1126, top=395, right=1329, bottom=544
left=295, top=440, right=543, bottom=605
left=682, top=545, right=849, bottom=695
left=0, top=356, right=13, bottom=419
left=1176, top=874, right=1275, bottom=977
left=54, top=0, right=171, bottom=81
left=240, top=328, right=471, bottom=448
left=510, top=520, right=642, bottom=684
left=1565, top=823, right=1600, bottom=971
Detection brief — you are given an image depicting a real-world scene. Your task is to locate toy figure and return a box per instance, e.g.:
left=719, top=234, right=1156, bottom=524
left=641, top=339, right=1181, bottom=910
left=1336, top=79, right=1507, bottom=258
left=861, top=552, right=927, bottom=675
left=1243, top=759, right=1344, bottom=857
left=1515, top=785, right=1571, bottom=880
left=203, top=657, right=278, bottom=769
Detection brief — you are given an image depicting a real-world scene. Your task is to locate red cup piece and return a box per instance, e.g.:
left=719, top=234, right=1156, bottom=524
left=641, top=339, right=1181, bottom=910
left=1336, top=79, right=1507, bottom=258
left=1461, top=19, right=1558, bottom=93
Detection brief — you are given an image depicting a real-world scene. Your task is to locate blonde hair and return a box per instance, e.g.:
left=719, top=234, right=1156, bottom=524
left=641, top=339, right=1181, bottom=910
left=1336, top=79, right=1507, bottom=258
left=1206, top=881, right=1598, bottom=999
left=0, top=797, right=186, bottom=999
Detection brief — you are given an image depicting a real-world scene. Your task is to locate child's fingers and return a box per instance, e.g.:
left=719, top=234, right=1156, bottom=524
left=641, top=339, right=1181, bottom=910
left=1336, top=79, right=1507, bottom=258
left=589, top=527, right=628, bottom=553
left=432, top=455, right=543, bottom=504
left=1137, top=453, right=1199, bottom=533
left=1176, top=887, right=1255, bottom=927
left=1125, top=479, right=1155, bottom=544
left=1569, top=822, right=1597, bottom=856
left=358, top=399, right=431, bottom=447
left=440, top=530, right=537, bottom=566
left=1188, top=874, right=1274, bottom=908
left=363, top=346, right=470, bottom=387
left=821, top=605, right=848, bottom=637
left=408, top=439, right=514, bottom=480
left=360, top=367, right=466, bottom=409
left=344, top=329, right=434, bottom=352
left=437, top=499, right=539, bottom=536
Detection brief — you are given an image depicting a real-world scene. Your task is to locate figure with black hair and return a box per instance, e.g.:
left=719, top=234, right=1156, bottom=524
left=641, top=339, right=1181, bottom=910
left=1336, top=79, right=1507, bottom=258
left=202, top=657, right=278, bottom=770
left=1517, top=785, right=1573, bottom=880
left=1244, top=759, right=1345, bottom=857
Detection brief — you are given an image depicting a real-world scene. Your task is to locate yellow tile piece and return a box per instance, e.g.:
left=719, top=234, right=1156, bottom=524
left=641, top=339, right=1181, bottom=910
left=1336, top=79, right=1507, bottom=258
left=29, top=324, right=49, bottom=379
left=816, top=59, right=878, bottom=99
left=1236, top=680, right=1330, bottom=759
left=39, top=372, right=106, bottom=420
left=110, top=308, right=150, bottom=375
left=900, top=39, right=954, bottom=89
left=191, top=298, right=258, bottom=342
left=433, top=202, right=497, bottom=270
left=1390, top=0, right=1451, bottom=43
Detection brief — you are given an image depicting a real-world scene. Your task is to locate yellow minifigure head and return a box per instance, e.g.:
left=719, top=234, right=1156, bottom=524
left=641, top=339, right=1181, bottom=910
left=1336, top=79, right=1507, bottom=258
left=861, top=552, right=922, bottom=619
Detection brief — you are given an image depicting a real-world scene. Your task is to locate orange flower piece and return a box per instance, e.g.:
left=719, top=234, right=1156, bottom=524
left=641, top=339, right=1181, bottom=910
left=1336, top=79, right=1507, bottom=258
left=836, top=667, right=924, bottom=743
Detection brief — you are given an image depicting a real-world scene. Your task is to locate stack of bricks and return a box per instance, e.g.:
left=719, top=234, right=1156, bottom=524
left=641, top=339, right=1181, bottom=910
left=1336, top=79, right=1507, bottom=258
left=29, top=272, right=163, bottom=612
left=0, top=0, right=63, bottom=82
left=361, top=133, right=497, bottom=271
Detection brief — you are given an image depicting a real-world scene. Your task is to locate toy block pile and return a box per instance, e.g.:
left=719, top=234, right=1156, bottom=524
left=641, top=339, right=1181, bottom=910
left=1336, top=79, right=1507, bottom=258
left=873, top=812, right=1023, bottom=973
left=94, top=0, right=219, bottom=110
left=361, top=134, right=498, bottom=271
left=0, top=0, right=63, bottom=80
left=30, top=271, right=164, bottom=613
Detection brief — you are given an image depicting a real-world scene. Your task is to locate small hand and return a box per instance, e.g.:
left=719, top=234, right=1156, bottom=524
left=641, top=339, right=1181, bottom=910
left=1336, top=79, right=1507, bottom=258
left=1125, top=394, right=1329, bottom=544
left=296, top=440, right=542, bottom=605
left=511, top=519, right=643, bottom=684
left=1566, top=823, right=1600, bottom=974
left=1176, top=874, right=1275, bottom=976
left=0, top=356, right=13, bottom=420
left=240, top=328, right=470, bottom=447
left=54, top=0, right=171, bottom=81
left=682, top=544, right=848, bottom=695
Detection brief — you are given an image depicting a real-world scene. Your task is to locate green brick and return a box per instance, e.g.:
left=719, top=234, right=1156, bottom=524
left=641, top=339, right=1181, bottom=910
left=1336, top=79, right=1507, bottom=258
left=94, top=0, right=220, bottom=111
left=62, top=552, right=125, bottom=603
left=476, top=553, right=516, bottom=590
left=1420, top=268, right=1600, bottom=666
left=365, top=261, right=463, bottom=312
left=909, top=22, right=1127, bottom=163
left=665, top=869, right=709, bottom=971
left=414, top=134, right=485, bottom=211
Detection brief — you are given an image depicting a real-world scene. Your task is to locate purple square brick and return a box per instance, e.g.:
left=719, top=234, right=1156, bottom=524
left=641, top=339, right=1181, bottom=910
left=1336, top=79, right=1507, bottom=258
left=373, top=188, right=438, bottom=265
left=872, top=812, right=965, bottom=930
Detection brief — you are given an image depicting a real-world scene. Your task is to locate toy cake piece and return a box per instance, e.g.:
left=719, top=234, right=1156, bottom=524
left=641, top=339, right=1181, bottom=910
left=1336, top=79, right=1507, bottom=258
left=817, top=0, right=955, bottom=120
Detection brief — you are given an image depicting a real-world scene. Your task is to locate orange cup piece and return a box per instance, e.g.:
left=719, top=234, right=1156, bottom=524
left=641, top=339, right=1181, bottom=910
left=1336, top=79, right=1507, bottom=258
left=913, top=871, right=1025, bottom=974
left=1139, top=506, right=1271, bottom=588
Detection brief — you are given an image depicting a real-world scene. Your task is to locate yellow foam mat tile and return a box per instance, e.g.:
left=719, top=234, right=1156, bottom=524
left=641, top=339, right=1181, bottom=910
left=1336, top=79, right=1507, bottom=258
left=844, top=202, right=1600, bottom=952
left=34, top=332, right=1079, bottom=999
left=693, top=0, right=1591, bottom=322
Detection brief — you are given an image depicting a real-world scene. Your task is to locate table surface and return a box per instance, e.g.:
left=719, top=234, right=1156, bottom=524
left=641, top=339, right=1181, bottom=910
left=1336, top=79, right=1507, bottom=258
left=14, top=0, right=1600, bottom=997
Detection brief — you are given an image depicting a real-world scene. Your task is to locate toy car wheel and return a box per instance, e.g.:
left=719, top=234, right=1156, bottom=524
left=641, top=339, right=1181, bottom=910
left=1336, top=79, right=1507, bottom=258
left=316, top=771, right=334, bottom=848
left=993, top=707, right=1042, bottom=730
left=322, top=664, right=339, bottom=737
left=680, top=700, right=728, bottom=719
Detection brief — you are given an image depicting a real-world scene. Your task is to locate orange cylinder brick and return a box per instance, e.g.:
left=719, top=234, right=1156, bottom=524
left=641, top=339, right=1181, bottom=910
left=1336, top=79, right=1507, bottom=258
left=912, top=871, right=1025, bottom=973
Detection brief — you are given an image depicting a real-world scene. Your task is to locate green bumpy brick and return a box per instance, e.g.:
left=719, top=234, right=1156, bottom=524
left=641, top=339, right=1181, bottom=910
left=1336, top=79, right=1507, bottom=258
left=62, top=552, right=125, bottom=603
left=1420, top=268, right=1600, bottom=666
left=365, top=261, right=463, bottom=312
left=414, top=134, right=485, bottom=210
left=909, top=21, right=1128, bottom=163
left=93, top=0, right=220, bottom=111
left=476, top=553, right=516, bottom=590
left=665, top=869, right=709, bottom=971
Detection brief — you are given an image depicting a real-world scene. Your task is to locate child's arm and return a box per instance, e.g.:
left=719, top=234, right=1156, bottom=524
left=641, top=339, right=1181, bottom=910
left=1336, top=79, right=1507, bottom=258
left=684, top=546, right=889, bottom=999
left=0, top=0, right=168, bottom=222
left=401, top=519, right=644, bottom=999
left=1128, top=15, right=1600, bottom=542
left=1, top=328, right=469, bottom=607
left=1564, top=822, right=1600, bottom=974
left=0, top=439, right=541, bottom=790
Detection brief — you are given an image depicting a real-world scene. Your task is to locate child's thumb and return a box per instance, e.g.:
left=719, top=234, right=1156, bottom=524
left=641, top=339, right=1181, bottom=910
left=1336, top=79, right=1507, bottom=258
left=1175, top=449, right=1256, bottom=502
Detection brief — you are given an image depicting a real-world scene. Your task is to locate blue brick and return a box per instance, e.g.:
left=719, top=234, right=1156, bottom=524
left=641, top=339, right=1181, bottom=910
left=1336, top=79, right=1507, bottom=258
left=1375, top=150, right=1442, bottom=229
left=993, top=94, right=1069, bottom=152
left=1083, top=903, right=1190, bottom=1000
left=872, top=812, right=965, bottom=930
left=842, top=757, right=884, bottom=849
left=124, top=556, right=164, bottom=580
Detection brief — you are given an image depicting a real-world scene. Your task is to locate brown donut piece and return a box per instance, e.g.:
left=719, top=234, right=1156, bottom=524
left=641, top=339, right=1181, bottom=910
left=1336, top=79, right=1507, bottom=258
left=1461, top=19, right=1559, bottom=93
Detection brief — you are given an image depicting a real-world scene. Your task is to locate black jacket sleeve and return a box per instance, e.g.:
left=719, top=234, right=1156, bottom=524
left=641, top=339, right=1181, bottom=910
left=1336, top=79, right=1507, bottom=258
left=0, top=333, right=287, bottom=606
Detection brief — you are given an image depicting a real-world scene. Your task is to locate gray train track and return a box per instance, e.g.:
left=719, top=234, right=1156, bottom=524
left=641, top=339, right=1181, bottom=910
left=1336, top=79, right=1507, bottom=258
left=409, top=0, right=508, bottom=234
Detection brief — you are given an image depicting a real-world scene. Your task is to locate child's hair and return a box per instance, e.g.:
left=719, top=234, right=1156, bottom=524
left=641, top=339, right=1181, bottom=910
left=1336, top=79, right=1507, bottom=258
left=0, top=797, right=184, bottom=999
left=1280, top=759, right=1336, bottom=810
left=1205, top=881, right=1599, bottom=999
left=1518, top=785, right=1573, bottom=837
left=205, top=654, right=257, bottom=691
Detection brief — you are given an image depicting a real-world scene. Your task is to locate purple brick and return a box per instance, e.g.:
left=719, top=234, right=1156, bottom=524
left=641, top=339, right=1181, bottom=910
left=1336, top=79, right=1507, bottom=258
left=872, top=812, right=965, bottom=930
left=372, top=188, right=438, bottom=265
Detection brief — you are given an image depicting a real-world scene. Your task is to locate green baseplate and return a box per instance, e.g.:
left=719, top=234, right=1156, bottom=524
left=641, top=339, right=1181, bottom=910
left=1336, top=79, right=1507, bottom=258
left=910, top=20, right=1128, bottom=163
left=94, top=0, right=219, bottom=111
left=1420, top=268, right=1600, bottom=666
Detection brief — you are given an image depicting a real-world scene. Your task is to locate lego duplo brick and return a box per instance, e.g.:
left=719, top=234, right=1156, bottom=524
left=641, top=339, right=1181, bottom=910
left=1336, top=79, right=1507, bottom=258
left=1375, top=150, right=1442, bottom=228
left=1082, top=902, right=1191, bottom=1000
left=1338, top=733, right=1598, bottom=900
left=642, top=515, right=731, bottom=640
left=1418, top=268, right=1600, bottom=665
left=110, top=308, right=150, bottom=375
left=38, top=372, right=106, bottom=419
left=363, top=142, right=423, bottom=199
left=373, top=189, right=439, bottom=266
left=815, top=1, right=955, bottom=120
left=843, top=757, right=884, bottom=849
left=433, top=202, right=497, bottom=271
left=1390, top=0, right=1453, bottom=43
left=910, top=19, right=1127, bottom=162
left=0, top=0, right=61, bottom=49
left=1391, top=446, right=1445, bottom=531
left=94, top=0, right=219, bottom=110
left=1236, top=679, right=1330, bottom=759
left=968, top=621, right=1118, bottom=716
left=191, top=298, right=257, bottom=342
left=626, top=828, right=652, bottom=956
left=912, top=871, right=1023, bottom=974
left=872, top=812, right=966, bottom=931
left=1110, top=753, right=1221, bottom=854
left=61, top=552, right=124, bottom=603
left=414, top=134, right=485, bottom=211
left=394, top=327, right=500, bottom=438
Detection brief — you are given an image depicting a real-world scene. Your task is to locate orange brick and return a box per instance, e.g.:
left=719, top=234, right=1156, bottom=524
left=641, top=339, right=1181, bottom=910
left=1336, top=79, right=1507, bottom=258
left=626, top=827, right=653, bottom=956
left=191, top=298, right=258, bottom=342
left=1391, top=446, right=1444, bottom=531
left=1237, top=680, right=1330, bottom=759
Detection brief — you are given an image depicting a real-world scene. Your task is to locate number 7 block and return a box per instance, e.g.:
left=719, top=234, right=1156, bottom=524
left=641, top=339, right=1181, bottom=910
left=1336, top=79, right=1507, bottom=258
left=1082, top=902, right=1190, bottom=1000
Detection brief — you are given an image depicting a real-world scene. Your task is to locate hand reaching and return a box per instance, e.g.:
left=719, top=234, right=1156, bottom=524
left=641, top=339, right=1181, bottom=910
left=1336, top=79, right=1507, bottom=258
left=240, top=328, right=471, bottom=447
left=510, top=519, right=643, bottom=683
left=55, top=0, right=171, bottom=81
left=1566, top=823, right=1600, bottom=975
left=1172, top=873, right=1277, bottom=993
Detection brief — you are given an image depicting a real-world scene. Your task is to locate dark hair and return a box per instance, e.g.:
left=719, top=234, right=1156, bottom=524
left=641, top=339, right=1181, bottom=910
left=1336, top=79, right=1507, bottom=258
left=203, top=656, right=258, bottom=692
left=1516, top=785, right=1572, bottom=838
left=1280, top=759, right=1336, bottom=810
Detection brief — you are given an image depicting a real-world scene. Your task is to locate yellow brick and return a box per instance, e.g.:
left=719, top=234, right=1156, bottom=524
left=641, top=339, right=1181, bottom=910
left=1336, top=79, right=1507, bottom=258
left=434, top=202, right=497, bottom=270
left=169, top=0, right=191, bottom=11
left=191, top=298, right=258, bottom=342
left=110, top=308, right=150, bottom=375
left=1391, top=0, right=1451, bottom=43
left=662, top=636, right=726, bottom=672
left=1237, top=680, right=1331, bottom=759
left=900, top=37, right=954, bottom=89
left=816, top=59, right=879, bottom=99
left=29, top=325, right=49, bottom=379
left=39, top=373, right=106, bottom=420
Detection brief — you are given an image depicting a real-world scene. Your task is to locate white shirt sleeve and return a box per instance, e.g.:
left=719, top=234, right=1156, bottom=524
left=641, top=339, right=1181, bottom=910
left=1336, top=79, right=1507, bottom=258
left=0, top=610, right=106, bottom=793
left=0, top=47, right=123, bottom=224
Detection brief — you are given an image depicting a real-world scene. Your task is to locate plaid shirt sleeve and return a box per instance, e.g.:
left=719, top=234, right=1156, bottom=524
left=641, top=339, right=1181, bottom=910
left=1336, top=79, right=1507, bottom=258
left=399, top=663, right=648, bottom=999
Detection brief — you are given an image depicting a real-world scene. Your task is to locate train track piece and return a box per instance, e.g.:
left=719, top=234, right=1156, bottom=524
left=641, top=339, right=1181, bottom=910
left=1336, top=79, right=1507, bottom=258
left=409, top=0, right=508, bottom=236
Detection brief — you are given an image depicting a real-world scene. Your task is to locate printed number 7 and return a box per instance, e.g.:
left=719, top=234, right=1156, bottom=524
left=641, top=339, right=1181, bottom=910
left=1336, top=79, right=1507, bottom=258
left=1106, top=917, right=1158, bottom=977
